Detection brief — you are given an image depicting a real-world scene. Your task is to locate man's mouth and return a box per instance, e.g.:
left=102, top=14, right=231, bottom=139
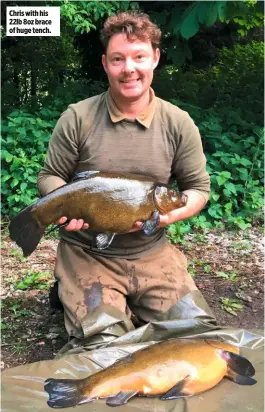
left=120, top=78, right=140, bottom=83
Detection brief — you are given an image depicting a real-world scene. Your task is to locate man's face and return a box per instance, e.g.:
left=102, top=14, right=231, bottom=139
left=102, top=33, right=160, bottom=101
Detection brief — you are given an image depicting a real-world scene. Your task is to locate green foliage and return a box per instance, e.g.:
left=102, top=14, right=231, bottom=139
left=1, top=110, right=56, bottom=214
left=1, top=79, right=107, bottom=215
left=10, top=248, right=26, bottom=262
left=9, top=304, right=31, bottom=318
left=215, top=270, right=238, bottom=281
left=155, top=40, right=264, bottom=238
left=220, top=297, right=244, bottom=316
left=150, top=0, right=264, bottom=64
left=60, top=1, right=137, bottom=34
left=155, top=41, right=264, bottom=125
left=15, top=271, right=51, bottom=290
left=0, top=321, right=8, bottom=330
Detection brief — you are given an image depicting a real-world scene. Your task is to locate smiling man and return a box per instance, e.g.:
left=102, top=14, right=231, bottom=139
left=102, top=32, right=160, bottom=108
left=38, top=12, right=212, bottom=341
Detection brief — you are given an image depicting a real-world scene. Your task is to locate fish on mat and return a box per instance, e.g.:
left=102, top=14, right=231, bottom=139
left=44, top=338, right=256, bottom=408
left=8, top=171, right=187, bottom=257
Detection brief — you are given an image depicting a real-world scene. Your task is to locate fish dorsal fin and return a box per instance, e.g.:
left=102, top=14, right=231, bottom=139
left=72, top=171, right=100, bottom=182
left=220, top=351, right=255, bottom=377
left=106, top=390, right=138, bottom=407
left=160, top=376, right=191, bottom=400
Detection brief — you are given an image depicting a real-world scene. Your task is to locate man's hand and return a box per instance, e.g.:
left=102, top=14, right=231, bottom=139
left=129, top=190, right=207, bottom=232
left=58, top=216, right=89, bottom=231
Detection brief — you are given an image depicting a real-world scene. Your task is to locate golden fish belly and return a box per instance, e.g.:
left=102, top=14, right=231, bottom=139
left=88, top=362, right=193, bottom=398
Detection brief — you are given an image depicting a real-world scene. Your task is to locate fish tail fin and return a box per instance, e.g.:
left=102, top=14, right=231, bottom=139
left=221, top=351, right=256, bottom=377
left=8, top=205, right=45, bottom=257
left=44, top=377, right=92, bottom=408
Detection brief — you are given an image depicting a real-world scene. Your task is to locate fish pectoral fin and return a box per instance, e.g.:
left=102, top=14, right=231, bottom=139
left=106, top=390, right=139, bottom=407
left=96, top=233, right=115, bottom=250
left=160, top=376, right=191, bottom=400
left=220, top=351, right=255, bottom=377
left=141, top=210, right=160, bottom=235
left=46, top=220, right=70, bottom=235
left=226, top=370, right=257, bottom=386
left=72, top=170, right=100, bottom=182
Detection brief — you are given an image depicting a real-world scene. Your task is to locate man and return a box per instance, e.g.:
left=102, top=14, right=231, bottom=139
left=38, top=12, right=211, bottom=339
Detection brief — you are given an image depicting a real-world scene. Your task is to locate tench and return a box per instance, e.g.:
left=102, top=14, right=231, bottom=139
left=44, top=338, right=256, bottom=408
left=9, top=171, right=187, bottom=257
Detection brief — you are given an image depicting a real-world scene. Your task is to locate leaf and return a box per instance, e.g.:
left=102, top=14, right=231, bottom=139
left=225, top=182, right=237, bottom=194
left=198, top=1, right=209, bottom=24
left=20, top=182, right=27, bottom=191
left=217, top=0, right=228, bottom=22
left=240, top=158, right=252, bottom=167
left=2, top=150, right=13, bottom=163
left=11, top=178, right=19, bottom=188
left=216, top=175, right=227, bottom=185
left=224, top=307, right=238, bottom=316
left=2, top=174, right=11, bottom=182
left=205, top=2, right=219, bottom=26
left=180, top=3, right=200, bottom=39
left=27, top=176, right=37, bottom=183
left=220, top=171, right=232, bottom=179
left=17, top=127, right=26, bottom=135
left=208, top=205, right=223, bottom=218
left=237, top=221, right=252, bottom=230
left=211, top=193, right=220, bottom=201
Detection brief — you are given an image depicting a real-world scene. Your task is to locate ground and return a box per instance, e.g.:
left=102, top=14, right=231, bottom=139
left=1, top=228, right=264, bottom=371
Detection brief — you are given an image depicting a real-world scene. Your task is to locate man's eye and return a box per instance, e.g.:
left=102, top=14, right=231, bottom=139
left=136, top=55, right=144, bottom=60
left=113, top=57, right=122, bottom=62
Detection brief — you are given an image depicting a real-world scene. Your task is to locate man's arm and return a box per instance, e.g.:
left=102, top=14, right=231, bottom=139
left=131, top=110, right=210, bottom=232
left=37, top=107, right=80, bottom=196
left=156, top=189, right=206, bottom=227
left=131, top=190, right=206, bottom=232
left=38, top=107, right=89, bottom=231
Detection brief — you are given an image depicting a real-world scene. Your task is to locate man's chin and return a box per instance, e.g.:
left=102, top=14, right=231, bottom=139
left=119, top=88, right=145, bottom=100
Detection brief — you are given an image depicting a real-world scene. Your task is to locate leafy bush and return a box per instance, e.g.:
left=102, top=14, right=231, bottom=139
left=1, top=109, right=57, bottom=215
left=168, top=100, right=264, bottom=235
left=1, top=79, right=107, bottom=216
left=154, top=41, right=264, bottom=125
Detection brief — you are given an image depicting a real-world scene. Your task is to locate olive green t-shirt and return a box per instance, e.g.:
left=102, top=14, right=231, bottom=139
left=37, top=89, right=210, bottom=258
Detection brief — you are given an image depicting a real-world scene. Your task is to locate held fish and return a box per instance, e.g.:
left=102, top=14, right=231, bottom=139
left=8, top=171, right=187, bottom=257
left=44, top=338, right=256, bottom=409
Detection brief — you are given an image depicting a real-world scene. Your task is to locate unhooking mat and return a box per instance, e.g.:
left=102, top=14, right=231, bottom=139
left=1, top=292, right=264, bottom=412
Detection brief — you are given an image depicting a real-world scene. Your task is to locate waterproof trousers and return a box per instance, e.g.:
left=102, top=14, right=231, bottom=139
left=54, top=240, right=198, bottom=337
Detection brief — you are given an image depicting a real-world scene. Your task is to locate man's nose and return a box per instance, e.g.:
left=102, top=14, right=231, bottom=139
left=123, top=57, right=135, bottom=72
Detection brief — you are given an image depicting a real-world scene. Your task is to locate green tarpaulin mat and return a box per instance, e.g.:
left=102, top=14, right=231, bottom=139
left=1, top=292, right=264, bottom=412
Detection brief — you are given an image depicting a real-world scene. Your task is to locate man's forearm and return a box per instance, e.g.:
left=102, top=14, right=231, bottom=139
left=172, top=189, right=208, bottom=222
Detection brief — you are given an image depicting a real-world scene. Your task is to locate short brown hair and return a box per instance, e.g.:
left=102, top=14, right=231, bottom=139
left=100, top=11, right=161, bottom=51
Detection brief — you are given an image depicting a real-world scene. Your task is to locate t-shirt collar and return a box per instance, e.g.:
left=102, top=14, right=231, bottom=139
left=105, top=88, right=157, bottom=129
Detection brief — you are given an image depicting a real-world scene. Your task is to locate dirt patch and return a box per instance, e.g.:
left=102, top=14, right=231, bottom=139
left=1, top=228, right=264, bottom=370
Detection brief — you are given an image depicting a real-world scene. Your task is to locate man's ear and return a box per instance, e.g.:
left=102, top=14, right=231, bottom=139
left=153, top=48, right=160, bottom=69
left=102, top=55, right=107, bottom=72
